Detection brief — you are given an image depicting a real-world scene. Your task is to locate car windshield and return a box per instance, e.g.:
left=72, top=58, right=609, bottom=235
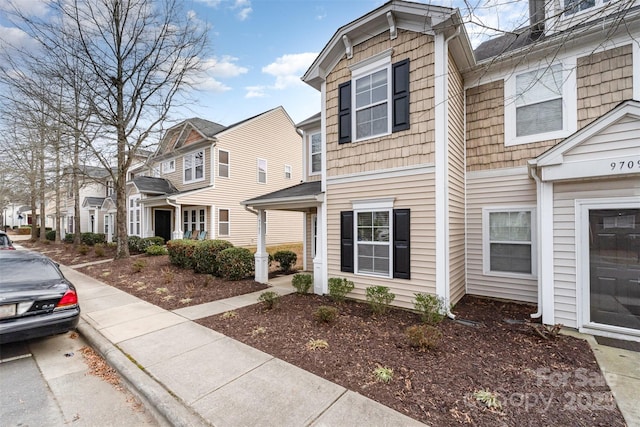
left=0, top=258, right=62, bottom=285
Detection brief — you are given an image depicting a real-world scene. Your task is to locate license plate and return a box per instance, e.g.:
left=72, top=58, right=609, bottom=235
left=0, top=304, right=16, bottom=319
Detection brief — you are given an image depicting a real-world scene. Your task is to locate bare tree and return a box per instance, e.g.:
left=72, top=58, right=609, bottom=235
left=7, top=0, right=207, bottom=257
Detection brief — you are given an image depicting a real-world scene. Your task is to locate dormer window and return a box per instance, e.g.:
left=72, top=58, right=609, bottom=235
left=184, top=150, right=204, bottom=183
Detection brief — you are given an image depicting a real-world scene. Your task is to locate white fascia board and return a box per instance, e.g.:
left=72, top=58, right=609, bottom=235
left=542, top=156, right=640, bottom=181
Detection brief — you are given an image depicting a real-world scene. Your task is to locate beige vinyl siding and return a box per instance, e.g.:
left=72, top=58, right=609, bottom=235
left=325, top=29, right=436, bottom=177
left=154, top=146, right=212, bottom=193
left=448, top=53, right=466, bottom=305
left=553, top=177, right=640, bottom=328
left=563, top=116, right=640, bottom=162
left=326, top=172, right=436, bottom=309
left=466, top=168, right=538, bottom=303
left=210, top=107, right=303, bottom=247
left=577, top=45, right=634, bottom=129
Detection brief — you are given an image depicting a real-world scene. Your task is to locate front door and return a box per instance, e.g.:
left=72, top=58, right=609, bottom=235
left=154, top=210, right=172, bottom=243
left=589, top=209, right=640, bottom=330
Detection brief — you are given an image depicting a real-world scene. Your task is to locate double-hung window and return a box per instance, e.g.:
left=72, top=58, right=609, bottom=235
left=310, top=132, right=321, bottom=174
left=218, top=209, right=230, bottom=236
left=184, top=150, right=204, bottom=183
left=284, top=165, right=292, bottom=179
left=162, top=159, right=175, bottom=174
left=340, top=201, right=410, bottom=279
left=218, top=149, right=229, bottom=178
left=506, top=62, right=575, bottom=146
left=356, top=210, right=391, bottom=276
left=129, top=196, right=141, bottom=236
left=483, top=208, right=536, bottom=276
left=257, top=158, right=267, bottom=184
left=563, top=0, right=609, bottom=16
left=338, top=50, right=410, bottom=144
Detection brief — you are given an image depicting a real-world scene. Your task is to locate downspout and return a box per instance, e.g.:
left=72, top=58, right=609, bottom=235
left=528, top=163, right=543, bottom=319
left=438, top=25, right=461, bottom=321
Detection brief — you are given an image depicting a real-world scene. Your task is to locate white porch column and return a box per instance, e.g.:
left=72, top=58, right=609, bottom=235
left=106, top=214, right=113, bottom=243
left=539, top=181, right=555, bottom=325
left=313, top=207, right=325, bottom=295
left=172, top=204, right=183, bottom=239
left=144, top=206, right=152, bottom=238
left=254, top=209, right=269, bottom=284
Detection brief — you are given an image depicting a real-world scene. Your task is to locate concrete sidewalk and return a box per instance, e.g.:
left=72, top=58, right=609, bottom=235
left=58, top=266, right=425, bottom=427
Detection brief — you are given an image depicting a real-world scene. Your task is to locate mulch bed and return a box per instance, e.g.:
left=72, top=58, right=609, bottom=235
left=198, top=294, right=625, bottom=427
left=20, top=241, right=268, bottom=311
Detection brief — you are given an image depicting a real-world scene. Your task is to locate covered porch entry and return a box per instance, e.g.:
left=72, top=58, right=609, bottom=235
left=242, top=182, right=324, bottom=291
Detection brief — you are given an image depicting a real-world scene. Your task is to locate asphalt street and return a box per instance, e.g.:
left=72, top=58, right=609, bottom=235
left=0, top=331, right=159, bottom=427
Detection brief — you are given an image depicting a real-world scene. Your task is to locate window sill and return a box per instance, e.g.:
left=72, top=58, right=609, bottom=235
left=353, top=131, right=391, bottom=145
left=482, top=270, right=537, bottom=280
left=505, top=129, right=572, bottom=147
left=183, top=178, right=205, bottom=185
left=355, top=271, right=392, bottom=279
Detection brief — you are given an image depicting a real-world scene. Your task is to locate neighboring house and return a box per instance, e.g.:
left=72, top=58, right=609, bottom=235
left=126, top=106, right=303, bottom=247
left=244, top=0, right=640, bottom=341
left=42, top=165, right=116, bottom=237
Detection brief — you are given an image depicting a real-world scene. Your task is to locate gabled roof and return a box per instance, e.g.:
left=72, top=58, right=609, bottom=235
left=296, top=112, right=321, bottom=130
left=130, top=176, right=178, bottom=195
left=156, top=118, right=226, bottom=156
left=82, top=197, right=106, bottom=208
left=242, top=181, right=323, bottom=211
left=302, top=0, right=473, bottom=90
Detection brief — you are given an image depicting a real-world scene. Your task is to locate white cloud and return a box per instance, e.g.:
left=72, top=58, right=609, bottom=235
left=245, top=85, right=266, bottom=98
left=457, top=0, right=529, bottom=48
left=194, top=0, right=223, bottom=7
left=237, top=7, right=252, bottom=21
left=0, top=0, right=49, bottom=17
left=0, top=25, right=37, bottom=52
left=202, top=55, right=248, bottom=78
left=261, top=52, right=318, bottom=90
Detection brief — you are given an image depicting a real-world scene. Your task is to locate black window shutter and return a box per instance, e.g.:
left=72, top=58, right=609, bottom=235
left=338, top=82, right=352, bottom=144
left=392, top=59, right=410, bottom=133
left=340, top=211, right=354, bottom=273
left=393, top=208, right=410, bottom=279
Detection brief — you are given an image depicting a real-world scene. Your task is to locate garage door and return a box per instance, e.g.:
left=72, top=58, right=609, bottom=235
left=589, top=209, right=640, bottom=330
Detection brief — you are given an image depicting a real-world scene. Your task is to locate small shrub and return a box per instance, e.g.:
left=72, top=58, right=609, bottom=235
left=473, top=390, right=502, bottom=410
left=128, top=236, right=141, bottom=252
left=373, top=366, right=393, bottom=383
left=45, top=230, right=57, bottom=241
left=192, top=239, right=234, bottom=275
left=306, top=339, right=329, bottom=351
left=64, top=233, right=74, bottom=243
left=132, top=259, right=147, bottom=273
left=414, top=293, right=446, bottom=325
left=81, top=232, right=106, bottom=246
left=166, top=240, right=198, bottom=269
left=161, top=267, right=174, bottom=283
left=129, top=236, right=165, bottom=253
left=366, top=286, right=395, bottom=315
left=218, top=247, right=254, bottom=281
left=94, top=244, right=105, bottom=257
left=78, top=244, right=89, bottom=255
left=291, top=273, right=313, bottom=294
left=328, top=277, right=354, bottom=302
left=146, top=245, right=167, bottom=256
left=221, top=311, right=238, bottom=319
left=251, top=326, right=267, bottom=336
left=313, top=306, right=339, bottom=323
left=258, top=291, right=280, bottom=310
left=405, top=324, right=442, bottom=350
left=273, top=250, right=297, bottom=272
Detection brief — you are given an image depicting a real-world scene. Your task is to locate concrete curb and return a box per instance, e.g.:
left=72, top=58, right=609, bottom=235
left=77, top=321, right=210, bottom=427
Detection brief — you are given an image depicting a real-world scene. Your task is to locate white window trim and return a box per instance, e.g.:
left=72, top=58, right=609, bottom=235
left=257, top=158, right=267, bottom=184
left=352, top=198, right=395, bottom=278
left=162, top=159, right=175, bottom=173
left=482, top=206, right=537, bottom=279
left=284, top=164, right=292, bottom=179
left=129, top=195, right=141, bottom=237
left=309, top=132, right=322, bottom=176
left=104, top=214, right=109, bottom=234
left=576, top=197, right=640, bottom=338
left=504, top=59, right=577, bottom=146
left=218, top=149, right=230, bottom=178
left=218, top=208, right=230, bottom=237
left=350, top=50, right=393, bottom=143
left=183, top=150, right=205, bottom=184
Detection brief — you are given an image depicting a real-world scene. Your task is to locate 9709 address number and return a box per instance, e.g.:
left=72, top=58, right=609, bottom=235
left=610, top=160, right=640, bottom=171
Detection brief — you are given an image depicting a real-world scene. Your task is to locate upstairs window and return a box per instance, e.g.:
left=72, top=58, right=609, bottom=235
left=505, top=61, right=575, bottom=146
left=257, top=158, right=267, bottom=184
left=338, top=50, right=410, bottom=144
left=218, top=149, right=229, bottom=178
left=515, top=64, right=563, bottom=137
left=564, top=0, right=609, bottom=16
left=162, top=159, right=175, bottom=173
left=284, top=165, right=292, bottom=179
left=310, top=132, right=321, bottom=174
left=184, top=150, right=204, bottom=183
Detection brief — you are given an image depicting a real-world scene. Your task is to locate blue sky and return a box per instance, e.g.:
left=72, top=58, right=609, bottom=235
left=0, top=0, right=530, bottom=126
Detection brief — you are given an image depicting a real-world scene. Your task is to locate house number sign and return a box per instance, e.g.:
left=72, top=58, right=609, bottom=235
left=610, top=160, right=640, bottom=171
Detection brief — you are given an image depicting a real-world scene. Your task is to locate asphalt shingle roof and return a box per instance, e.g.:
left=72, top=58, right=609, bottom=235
left=133, top=176, right=178, bottom=195
left=243, top=181, right=322, bottom=205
